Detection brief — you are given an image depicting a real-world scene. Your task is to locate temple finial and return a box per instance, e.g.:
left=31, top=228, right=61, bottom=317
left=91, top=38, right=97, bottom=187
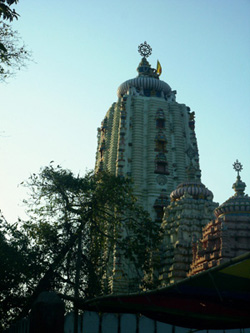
left=233, top=159, right=243, bottom=177
left=138, top=41, right=152, bottom=58
left=232, top=160, right=246, bottom=196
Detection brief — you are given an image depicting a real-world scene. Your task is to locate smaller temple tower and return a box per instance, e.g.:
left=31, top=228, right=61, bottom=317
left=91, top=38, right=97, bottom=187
left=159, top=164, right=217, bottom=286
left=189, top=160, right=250, bottom=276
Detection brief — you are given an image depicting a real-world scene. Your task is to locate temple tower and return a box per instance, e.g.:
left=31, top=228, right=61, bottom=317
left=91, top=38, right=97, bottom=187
left=159, top=164, right=217, bottom=286
left=95, top=42, right=201, bottom=222
left=189, top=160, right=250, bottom=276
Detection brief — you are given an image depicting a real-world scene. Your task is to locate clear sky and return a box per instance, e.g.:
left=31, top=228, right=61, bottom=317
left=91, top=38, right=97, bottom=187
left=1, top=0, right=250, bottom=223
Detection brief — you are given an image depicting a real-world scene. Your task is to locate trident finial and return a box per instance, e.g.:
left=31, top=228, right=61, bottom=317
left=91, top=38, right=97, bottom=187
left=233, top=159, right=243, bottom=177
left=138, top=41, right=152, bottom=58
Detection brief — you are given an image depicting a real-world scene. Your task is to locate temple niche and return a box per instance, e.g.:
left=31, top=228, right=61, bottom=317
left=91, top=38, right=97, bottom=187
left=188, top=160, right=250, bottom=276
left=159, top=164, right=218, bottom=286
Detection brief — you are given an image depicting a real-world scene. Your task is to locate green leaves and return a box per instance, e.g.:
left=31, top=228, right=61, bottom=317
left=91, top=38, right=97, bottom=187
left=0, top=212, right=45, bottom=331
left=1, top=164, right=161, bottom=329
left=0, top=1, right=19, bottom=22
left=0, top=41, right=7, bottom=52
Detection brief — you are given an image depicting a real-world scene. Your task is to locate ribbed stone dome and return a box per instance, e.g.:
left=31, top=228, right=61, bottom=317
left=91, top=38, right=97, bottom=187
left=117, top=57, right=172, bottom=98
left=170, top=163, right=213, bottom=201
left=117, top=76, right=171, bottom=98
left=170, top=181, right=213, bottom=201
left=214, top=176, right=250, bottom=218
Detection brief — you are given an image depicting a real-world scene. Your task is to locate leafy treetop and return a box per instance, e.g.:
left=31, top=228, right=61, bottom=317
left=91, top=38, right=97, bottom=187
left=0, top=0, right=31, bottom=82
left=0, top=164, right=161, bottom=331
left=0, top=0, right=19, bottom=22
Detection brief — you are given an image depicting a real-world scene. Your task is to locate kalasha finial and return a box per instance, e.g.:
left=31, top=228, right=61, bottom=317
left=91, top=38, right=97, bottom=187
left=233, top=159, right=243, bottom=177
left=138, top=41, right=152, bottom=58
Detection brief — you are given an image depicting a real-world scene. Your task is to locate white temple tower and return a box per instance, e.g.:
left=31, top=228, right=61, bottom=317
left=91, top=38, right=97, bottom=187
left=160, top=164, right=218, bottom=286
left=96, top=42, right=201, bottom=223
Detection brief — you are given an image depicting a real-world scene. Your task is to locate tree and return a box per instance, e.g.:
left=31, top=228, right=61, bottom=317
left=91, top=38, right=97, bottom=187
left=0, top=212, right=44, bottom=332
left=0, top=21, right=31, bottom=81
left=0, top=0, right=31, bottom=81
left=0, top=164, right=161, bottom=331
left=0, top=1, right=19, bottom=22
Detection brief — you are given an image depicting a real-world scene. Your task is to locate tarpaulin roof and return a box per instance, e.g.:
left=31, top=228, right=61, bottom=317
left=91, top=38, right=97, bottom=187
left=79, top=252, right=250, bottom=330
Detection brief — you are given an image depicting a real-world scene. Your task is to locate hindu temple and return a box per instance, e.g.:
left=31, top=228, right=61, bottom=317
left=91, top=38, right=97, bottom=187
left=95, top=42, right=201, bottom=221
left=159, top=163, right=218, bottom=286
left=189, top=160, right=250, bottom=276
left=95, top=42, right=249, bottom=293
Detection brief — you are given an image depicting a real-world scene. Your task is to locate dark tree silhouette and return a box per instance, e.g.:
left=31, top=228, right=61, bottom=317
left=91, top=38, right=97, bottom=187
left=0, top=164, right=160, bottom=331
left=0, top=1, right=31, bottom=81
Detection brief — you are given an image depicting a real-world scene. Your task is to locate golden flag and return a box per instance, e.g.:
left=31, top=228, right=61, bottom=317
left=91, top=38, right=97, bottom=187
left=156, top=60, right=162, bottom=76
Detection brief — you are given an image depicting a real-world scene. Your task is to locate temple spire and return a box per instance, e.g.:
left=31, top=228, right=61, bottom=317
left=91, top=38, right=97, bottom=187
left=138, top=41, right=152, bottom=58
left=233, top=159, right=243, bottom=177
left=137, top=42, right=159, bottom=78
left=232, top=160, right=246, bottom=197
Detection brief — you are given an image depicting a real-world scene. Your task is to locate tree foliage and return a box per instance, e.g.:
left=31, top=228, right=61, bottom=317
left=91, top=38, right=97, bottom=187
left=0, top=21, right=31, bottom=81
left=0, top=1, right=31, bottom=81
left=0, top=212, right=44, bottom=331
left=0, top=164, right=161, bottom=330
left=0, top=0, right=19, bottom=22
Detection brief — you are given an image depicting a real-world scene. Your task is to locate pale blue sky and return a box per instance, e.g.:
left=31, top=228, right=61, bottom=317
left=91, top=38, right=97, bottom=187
left=1, top=0, right=250, bottom=223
